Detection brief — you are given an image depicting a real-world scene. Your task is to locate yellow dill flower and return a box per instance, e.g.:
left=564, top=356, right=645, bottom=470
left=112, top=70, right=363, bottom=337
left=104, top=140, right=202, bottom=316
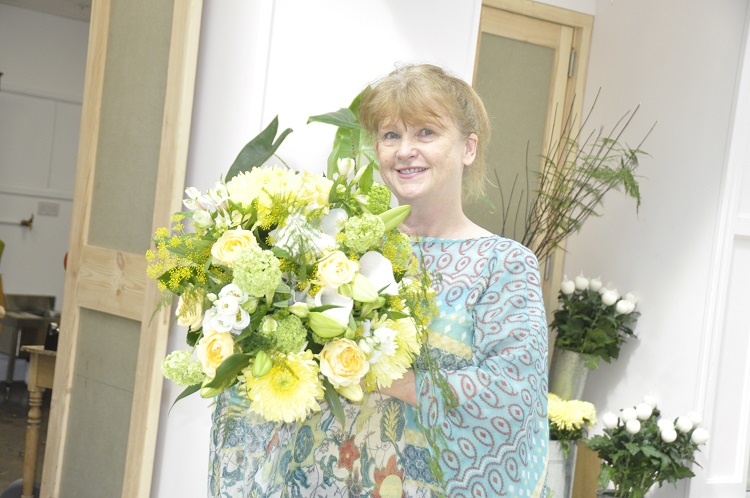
left=155, top=226, right=169, bottom=238
left=171, top=212, right=185, bottom=222
left=243, top=350, right=324, bottom=423
left=171, top=222, right=184, bottom=232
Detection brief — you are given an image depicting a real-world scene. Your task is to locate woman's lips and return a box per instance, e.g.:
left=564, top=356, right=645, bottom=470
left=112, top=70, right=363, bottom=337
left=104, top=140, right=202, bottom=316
left=397, top=167, right=426, bottom=176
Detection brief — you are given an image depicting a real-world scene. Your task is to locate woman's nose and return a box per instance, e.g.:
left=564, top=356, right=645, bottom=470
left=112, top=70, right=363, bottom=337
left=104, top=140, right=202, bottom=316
left=396, top=137, right=416, bottom=159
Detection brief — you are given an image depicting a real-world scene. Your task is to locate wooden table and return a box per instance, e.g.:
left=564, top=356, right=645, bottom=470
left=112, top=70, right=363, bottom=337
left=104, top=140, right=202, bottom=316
left=1, top=310, right=60, bottom=395
left=20, top=346, right=56, bottom=498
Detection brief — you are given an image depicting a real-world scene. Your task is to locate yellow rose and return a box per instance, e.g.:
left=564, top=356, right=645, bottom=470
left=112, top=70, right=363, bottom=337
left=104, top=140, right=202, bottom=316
left=196, top=330, right=235, bottom=377
left=175, top=292, right=204, bottom=331
left=210, top=229, right=258, bottom=266
left=319, top=339, right=369, bottom=401
left=316, top=251, right=358, bottom=287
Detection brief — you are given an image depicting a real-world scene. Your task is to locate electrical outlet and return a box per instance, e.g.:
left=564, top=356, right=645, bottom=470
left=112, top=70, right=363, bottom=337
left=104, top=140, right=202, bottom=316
left=38, top=201, right=60, bottom=217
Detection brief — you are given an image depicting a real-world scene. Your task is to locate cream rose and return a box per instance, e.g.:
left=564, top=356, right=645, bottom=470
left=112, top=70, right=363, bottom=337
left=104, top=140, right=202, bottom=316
left=196, top=331, right=235, bottom=378
left=211, top=229, right=258, bottom=266
left=319, top=339, right=369, bottom=400
left=316, top=251, right=359, bottom=287
left=175, top=293, right=204, bottom=331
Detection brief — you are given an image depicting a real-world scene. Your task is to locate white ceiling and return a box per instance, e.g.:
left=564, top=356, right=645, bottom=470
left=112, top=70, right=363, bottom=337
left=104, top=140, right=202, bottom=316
left=0, top=0, right=91, bottom=22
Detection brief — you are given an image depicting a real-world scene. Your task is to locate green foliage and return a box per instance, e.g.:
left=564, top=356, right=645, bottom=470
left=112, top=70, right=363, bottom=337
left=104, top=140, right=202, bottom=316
left=550, top=288, right=639, bottom=368
left=224, top=116, right=293, bottom=181
left=495, top=94, right=653, bottom=262
left=586, top=405, right=706, bottom=497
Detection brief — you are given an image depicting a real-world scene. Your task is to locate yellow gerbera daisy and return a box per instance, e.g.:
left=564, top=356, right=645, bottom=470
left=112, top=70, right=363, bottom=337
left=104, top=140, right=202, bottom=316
left=243, top=350, right=324, bottom=423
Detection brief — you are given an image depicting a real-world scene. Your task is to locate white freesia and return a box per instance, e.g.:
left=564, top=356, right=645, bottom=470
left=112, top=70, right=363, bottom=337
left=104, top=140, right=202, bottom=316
left=691, top=427, right=710, bottom=444
left=314, top=286, right=354, bottom=326
left=602, top=289, right=621, bottom=306
left=621, top=406, right=637, bottom=422
left=625, top=419, right=641, bottom=434
left=635, top=402, right=653, bottom=421
left=589, top=277, right=603, bottom=292
left=602, top=411, right=619, bottom=429
left=575, top=273, right=589, bottom=291
left=560, top=276, right=575, bottom=296
left=616, top=299, right=636, bottom=315
left=660, top=428, right=678, bottom=443
left=675, top=416, right=693, bottom=433
left=358, top=251, right=399, bottom=295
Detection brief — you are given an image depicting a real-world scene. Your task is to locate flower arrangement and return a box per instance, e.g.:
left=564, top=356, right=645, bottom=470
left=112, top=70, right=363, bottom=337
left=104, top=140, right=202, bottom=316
left=586, top=395, right=709, bottom=498
left=550, top=273, right=640, bottom=369
left=147, top=110, right=437, bottom=424
left=548, top=392, right=597, bottom=458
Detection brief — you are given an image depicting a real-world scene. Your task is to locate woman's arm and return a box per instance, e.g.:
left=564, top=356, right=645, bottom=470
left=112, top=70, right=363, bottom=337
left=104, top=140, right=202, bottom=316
left=377, top=368, right=417, bottom=406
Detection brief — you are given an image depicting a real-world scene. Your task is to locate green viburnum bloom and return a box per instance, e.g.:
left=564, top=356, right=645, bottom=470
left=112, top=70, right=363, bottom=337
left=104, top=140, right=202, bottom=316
left=366, top=184, right=392, bottom=215
left=232, top=246, right=282, bottom=298
left=271, top=313, right=308, bottom=354
left=342, top=213, right=385, bottom=254
left=161, top=350, right=205, bottom=386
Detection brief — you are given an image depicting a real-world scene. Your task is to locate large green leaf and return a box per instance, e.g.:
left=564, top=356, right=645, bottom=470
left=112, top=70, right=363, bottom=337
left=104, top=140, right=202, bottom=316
left=307, top=107, right=360, bottom=129
left=169, top=383, right=201, bottom=413
left=224, top=116, right=293, bottom=181
left=323, top=378, right=346, bottom=427
left=203, top=353, right=251, bottom=388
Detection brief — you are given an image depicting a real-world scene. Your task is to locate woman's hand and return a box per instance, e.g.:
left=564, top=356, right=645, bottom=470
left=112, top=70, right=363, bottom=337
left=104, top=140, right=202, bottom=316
left=377, top=369, right=417, bottom=407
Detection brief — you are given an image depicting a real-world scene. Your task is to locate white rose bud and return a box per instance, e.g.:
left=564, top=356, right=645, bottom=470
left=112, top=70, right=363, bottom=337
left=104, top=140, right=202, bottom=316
left=598, top=286, right=609, bottom=295
left=625, top=419, right=641, bottom=434
left=602, top=412, right=619, bottom=429
left=337, top=157, right=356, bottom=178
left=574, top=273, right=589, bottom=291
left=589, top=277, right=603, bottom=292
left=691, top=427, right=710, bottom=445
left=643, top=394, right=658, bottom=408
left=687, top=411, right=703, bottom=426
left=560, top=277, right=575, bottom=296
left=660, top=428, right=678, bottom=443
left=635, top=402, right=653, bottom=421
left=657, top=418, right=674, bottom=431
left=675, top=416, right=693, bottom=433
left=602, top=289, right=621, bottom=306
left=621, top=406, right=637, bottom=422
left=624, top=292, right=639, bottom=304
left=616, top=299, right=636, bottom=315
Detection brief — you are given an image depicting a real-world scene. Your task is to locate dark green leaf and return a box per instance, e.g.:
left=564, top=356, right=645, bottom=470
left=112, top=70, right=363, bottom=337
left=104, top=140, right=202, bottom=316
left=203, top=353, right=251, bottom=388
left=225, top=116, right=293, bottom=181
left=169, top=383, right=201, bottom=413
left=323, top=378, right=345, bottom=426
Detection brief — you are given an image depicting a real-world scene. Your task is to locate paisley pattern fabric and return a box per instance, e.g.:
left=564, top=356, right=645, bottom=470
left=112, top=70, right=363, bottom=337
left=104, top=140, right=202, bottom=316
left=208, top=235, right=548, bottom=497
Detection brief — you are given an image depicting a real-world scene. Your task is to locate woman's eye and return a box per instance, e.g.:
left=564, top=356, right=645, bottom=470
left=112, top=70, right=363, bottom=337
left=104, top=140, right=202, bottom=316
left=383, top=131, right=399, bottom=140
left=420, top=128, right=434, bottom=137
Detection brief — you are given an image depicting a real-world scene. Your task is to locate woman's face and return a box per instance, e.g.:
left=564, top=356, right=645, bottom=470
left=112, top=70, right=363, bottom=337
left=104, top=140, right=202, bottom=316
left=374, top=116, right=477, bottom=209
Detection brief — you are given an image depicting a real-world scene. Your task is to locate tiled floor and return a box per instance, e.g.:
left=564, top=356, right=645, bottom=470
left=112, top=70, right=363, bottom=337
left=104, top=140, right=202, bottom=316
left=0, top=381, right=49, bottom=494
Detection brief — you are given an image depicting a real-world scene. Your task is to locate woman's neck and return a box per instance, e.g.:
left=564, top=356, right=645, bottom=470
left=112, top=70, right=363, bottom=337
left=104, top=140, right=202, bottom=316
left=398, top=202, right=491, bottom=239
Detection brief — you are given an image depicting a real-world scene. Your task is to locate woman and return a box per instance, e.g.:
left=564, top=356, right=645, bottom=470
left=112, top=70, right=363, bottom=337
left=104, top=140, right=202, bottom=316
left=209, top=64, right=548, bottom=498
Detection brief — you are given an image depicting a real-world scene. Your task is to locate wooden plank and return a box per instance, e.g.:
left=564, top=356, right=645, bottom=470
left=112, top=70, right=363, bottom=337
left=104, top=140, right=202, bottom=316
left=41, top=0, right=111, bottom=495
left=121, top=1, right=204, bottom=497
left=483, top=0, right=593, bottom=28
left=482, top=6, right=562, bottom=48
left=77, top=245, right=147, bottom=321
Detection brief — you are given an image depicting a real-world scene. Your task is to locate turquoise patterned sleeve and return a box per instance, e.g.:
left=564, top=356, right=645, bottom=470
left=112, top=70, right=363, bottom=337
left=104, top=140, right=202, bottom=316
left=415, top=236, right=549, bottom=498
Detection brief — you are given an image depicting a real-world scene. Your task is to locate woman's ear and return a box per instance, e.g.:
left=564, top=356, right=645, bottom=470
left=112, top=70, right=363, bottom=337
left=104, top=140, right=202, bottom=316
left=463, top=133, right=478, bottom=166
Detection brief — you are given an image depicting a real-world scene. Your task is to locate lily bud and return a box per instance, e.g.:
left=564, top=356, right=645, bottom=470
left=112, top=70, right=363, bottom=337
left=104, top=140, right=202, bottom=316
left=288, top=302, right=309, bottom=318
left=349, top=273, right=380, bottom=303
left=308, top=312, right=346, bottom=338
left=379, top=205, right=411, bottom=232
left=336, top=382, right=364, bottom=402
left=252, top=351, right=273, bottom=378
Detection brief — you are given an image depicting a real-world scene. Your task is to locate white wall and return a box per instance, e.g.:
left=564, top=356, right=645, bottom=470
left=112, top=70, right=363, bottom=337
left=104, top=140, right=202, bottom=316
left=151, top=1, right=482, bottom=495
left=0, top=4, right=88, bottom=312
left=559, top=1, right=750, bottom=497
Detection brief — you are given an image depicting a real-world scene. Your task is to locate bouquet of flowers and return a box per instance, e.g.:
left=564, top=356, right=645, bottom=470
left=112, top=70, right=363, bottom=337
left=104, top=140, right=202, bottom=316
left=548, top=392, right=597, bottom=458
left=550, top=273, right=640, bottom=368
left=147, top=110, right=436, bottom=424
left=586, top=395, right=709, bottom=498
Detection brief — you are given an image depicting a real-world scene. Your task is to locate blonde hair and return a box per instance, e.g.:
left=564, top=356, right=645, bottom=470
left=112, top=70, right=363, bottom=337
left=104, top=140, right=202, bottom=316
left=358, top=64, right=491, bottom=201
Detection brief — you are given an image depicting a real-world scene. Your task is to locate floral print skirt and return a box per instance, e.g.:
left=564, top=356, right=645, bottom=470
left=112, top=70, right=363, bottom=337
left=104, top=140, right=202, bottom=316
left=209, top=385, right=438, bottom=497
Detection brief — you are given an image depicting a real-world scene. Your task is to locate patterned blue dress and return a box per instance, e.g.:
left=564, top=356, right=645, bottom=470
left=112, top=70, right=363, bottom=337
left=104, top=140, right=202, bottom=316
left=209, top=235, right=549, bottom=498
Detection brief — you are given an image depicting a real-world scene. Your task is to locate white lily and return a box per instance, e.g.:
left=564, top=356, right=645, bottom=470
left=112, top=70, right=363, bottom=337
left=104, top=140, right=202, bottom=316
left=358, top=251, right=399, bottom=295
left=313, top=286, right=354, bottom=327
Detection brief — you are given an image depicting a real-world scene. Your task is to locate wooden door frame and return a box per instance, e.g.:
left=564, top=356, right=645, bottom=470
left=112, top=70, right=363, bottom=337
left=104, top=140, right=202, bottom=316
left=41, top=1, right=203, bottom=496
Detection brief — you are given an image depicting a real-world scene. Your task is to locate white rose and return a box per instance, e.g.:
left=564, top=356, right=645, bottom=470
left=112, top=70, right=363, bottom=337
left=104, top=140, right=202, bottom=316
left=175, top=294, right=204, bottom=331
left=621, top=406, right=637, bottom=422
left=589, top=277, right=603, bottom=292
left=624, top=292, right=639, bottom=305
left=560, top=277, right=575, bottom=296
left=643, top=394, right=658, bottom=408
left=675, top=416, right=693, bottom=433
left=574, top=273, right=589, bottom=291
left=602, top=289, right=621, bottom=306
left=319, top=339, right=369, bottom=401
left=602, top=412, right=619, bottom=429
left=691, top=427, right=710, bottom=444
left=660, top=428, right=678, bottom=443
left=687, top=411, right=703, bottom=426
left=211, top=229, right=259, bottom=266
left=196, top=330, right=235, bottom=378
left=625, top=419, right=641, bottom=434
left=616, top=299, right=636, bottom=315
left=657, top=418, right=674, bottom=431
left=316, top=251, right=359, bottom=287
left=635, top=402, right=653, bottom=421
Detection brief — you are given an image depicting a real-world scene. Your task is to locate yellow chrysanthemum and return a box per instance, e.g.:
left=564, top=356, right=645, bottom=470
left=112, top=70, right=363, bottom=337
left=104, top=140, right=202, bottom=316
left=243, top=350, right=324, bottom=423
left=548, top=392, right=597, bottom=432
